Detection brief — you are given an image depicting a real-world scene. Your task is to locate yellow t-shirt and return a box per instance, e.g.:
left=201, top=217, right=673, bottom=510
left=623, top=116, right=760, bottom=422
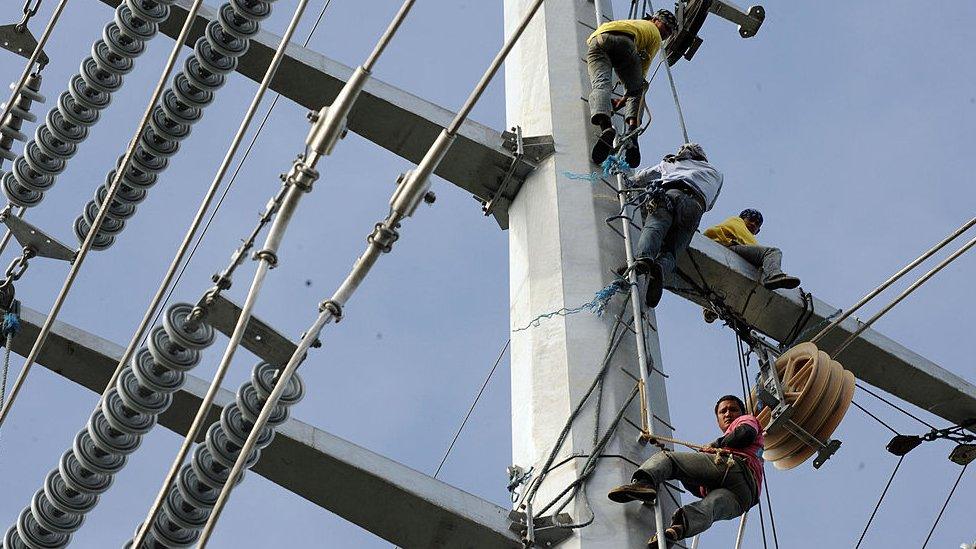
left=704, top=217, right=758, bottom=247
left=588, top=19, right=662, bottom=76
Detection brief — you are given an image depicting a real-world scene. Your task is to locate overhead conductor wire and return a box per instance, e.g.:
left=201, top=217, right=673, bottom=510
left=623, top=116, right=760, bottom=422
left=127, top=0, right=321, bottom=545
left=194, top=0, right=547, bottom=544
left=0, top=0, right=209, bottom=431
left=0, top=0, right=71, bottom=256
left=144, top=0, right=336, bottom=335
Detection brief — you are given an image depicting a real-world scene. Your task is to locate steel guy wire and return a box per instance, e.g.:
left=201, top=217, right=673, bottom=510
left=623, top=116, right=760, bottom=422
left=854, top=455, right=904, bottom=548
left=433, top=338, right=509, bottom=479
left=920, top=463, right=968, bottom=548
left=646, top=0, right=689, bottom=143
left=128, top=0, right=322, bottom=545
left=832, top=233, right=976, bottom=359
left=810, top=215, right=976, bottom=344
left=140, top=0, right=336, bottom=379
left=855, top=382, right=937, bottom=431
left=0, top=0, right=208, bottom=432
left=194, top=4, right=547, bottom=541
left=851, top=399, right=901, bottom=436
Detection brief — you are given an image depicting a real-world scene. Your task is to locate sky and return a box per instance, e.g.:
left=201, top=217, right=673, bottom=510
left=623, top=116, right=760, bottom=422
left=0, top=0, right=973, bottom=548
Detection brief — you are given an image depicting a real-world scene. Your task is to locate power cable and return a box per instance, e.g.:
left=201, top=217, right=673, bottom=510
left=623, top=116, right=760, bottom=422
left=855, top=382, right=936, bottom=430
left=433, top=338, right=509, bottom=478
left=854, top=455, right=904, bottom=548
left=851, top=400, right=900, bottom=436
left=920, top=463, right=968, bottom=548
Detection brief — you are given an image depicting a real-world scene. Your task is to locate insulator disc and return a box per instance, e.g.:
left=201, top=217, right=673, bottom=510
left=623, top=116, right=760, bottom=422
left=219, top=403, right=273, bottom=449
left=251, top=362, right=304, bottom=406
left=43, top=471, right=98, bottom=515
left=178, top=466, right=217, bottom=510
left=162, top=483, right=209, bottom=530
left=72, top=430, right=127, bottom=476
left=102, top=388, right=157, bottom=435
left=163, top=304, right=214, bottom=351
left=58, top=450, right=113, bottom=496
left=30, top=490, right=83, bottom=535
left=115, top=367, right=171, bottom=416
left=147, top=326, right=200, bottom=372
left=16, top=506, right=69, bottom=549
left=131, top=349, right=185, bottom=394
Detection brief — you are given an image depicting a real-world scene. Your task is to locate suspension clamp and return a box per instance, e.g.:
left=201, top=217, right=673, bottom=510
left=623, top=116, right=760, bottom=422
left=284, top=159, right=319, bottom=193
left=319, top=299, right=342, bottom=323
left=366, top=223, right=399, bottom=253
left=507, top=509, right=573, bottom=548
left=253, top=249, right=279, bottom=268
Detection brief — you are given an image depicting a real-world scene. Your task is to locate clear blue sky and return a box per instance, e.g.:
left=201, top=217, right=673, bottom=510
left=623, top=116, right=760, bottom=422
left=0, top=0, right=973, bottom=547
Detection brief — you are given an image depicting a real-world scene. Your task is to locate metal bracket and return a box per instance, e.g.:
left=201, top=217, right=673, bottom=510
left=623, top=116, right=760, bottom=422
left=201, top=293, right=313, bottom=367
left=0, top=24, right=49, bottom=67
left=483, top=127, right=555, bottom=217
left=1, top=213, right=75, bottom=262
left=508, top=510, right=573, bottom=548
left=665, top=0, right=765, bottom=65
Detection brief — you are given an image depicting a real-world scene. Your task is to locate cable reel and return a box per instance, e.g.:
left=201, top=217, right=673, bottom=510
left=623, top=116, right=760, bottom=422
left=752, top=341, right=855, bottom=470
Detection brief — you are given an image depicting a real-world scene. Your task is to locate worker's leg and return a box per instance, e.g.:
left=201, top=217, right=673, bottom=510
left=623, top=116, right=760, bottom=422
left=634, top=197, right=675, bottom=263
left=729, top=244, right=801, bottom=289
left=677, top=488, right=744, bottom=538
left=728, top=244, right=783, bottom=280
left=633, top=450, right=729, bottom=488
left=656, top=191, right=705, bottom=278
left=586, top=35, right=614, bottom=128
left=604, top=37, right=645, bottom=166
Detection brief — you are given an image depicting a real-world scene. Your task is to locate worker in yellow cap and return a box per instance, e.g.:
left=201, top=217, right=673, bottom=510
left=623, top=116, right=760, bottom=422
left=586, top=9, right=676, bottom=168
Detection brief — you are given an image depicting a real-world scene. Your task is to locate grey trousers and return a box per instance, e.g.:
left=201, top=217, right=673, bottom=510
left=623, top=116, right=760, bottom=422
left=729, top=244, right=784, bottom=283
left=635, top=189, right=704, bottom=277
left=635, top=451, right=756, bottom=539
left=586, top=33, right=645, bottom=124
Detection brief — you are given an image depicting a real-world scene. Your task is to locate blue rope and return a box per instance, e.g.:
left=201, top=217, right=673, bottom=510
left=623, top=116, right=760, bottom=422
left=1, top=312, right=20, bottom=340
left=513, top=280, right=631, bottom=332
left=561, top=154, right=632, bottom=183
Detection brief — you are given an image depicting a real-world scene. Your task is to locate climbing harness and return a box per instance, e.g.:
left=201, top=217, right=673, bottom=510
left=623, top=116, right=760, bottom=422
left=190, top=2, right=547, bottom=545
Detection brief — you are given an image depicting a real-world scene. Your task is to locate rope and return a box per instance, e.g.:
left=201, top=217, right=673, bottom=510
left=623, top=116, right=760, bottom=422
left=920, top=463, right=968, bottom=548
left=433, top=338, right=510, bottom=478
left=854, top=456, right=904, bottom=548
left=851, top=400, right=901, bottom=436
left=512, top=279, right=630, bottom=331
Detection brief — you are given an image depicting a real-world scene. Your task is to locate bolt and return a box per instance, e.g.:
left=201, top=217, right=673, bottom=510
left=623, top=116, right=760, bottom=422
left=306, top=110, right=319, bottom=123
left=423, top=191, right=436, bottom=205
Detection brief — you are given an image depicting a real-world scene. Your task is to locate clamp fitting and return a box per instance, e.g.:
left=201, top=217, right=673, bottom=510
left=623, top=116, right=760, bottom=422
left=366, top=223, right=399, bottom=253
left=254, top=249, right=279, bottom=268
left=319, top=299, right=342, bottom=322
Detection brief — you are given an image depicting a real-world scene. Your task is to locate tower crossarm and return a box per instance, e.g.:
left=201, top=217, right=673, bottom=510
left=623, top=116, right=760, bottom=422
left=12, top=304, right=523, bottom=548
left=673, top=235, right=976, bottom=429
left=95, top=0, right=543, bottom=229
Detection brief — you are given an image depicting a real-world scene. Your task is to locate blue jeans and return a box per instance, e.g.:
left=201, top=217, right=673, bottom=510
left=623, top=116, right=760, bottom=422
left=635, top=189, right=704, bottom=277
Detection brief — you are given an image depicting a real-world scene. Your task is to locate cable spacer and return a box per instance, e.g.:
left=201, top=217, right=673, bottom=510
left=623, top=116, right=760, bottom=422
left=254, top=249, right=279, bottom=268
left=319, top=299, right=342, bottom=322
left=366, top=223, right=399, bottom=253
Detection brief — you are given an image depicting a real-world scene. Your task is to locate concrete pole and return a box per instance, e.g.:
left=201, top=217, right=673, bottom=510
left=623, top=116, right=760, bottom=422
left=505, top=1, right=678, bottom=547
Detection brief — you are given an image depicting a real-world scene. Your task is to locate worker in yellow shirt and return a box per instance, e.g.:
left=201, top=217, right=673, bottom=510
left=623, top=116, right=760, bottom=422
left=586, top=10, right=676, bottom=168
left=704, top=209, right=801, bottom=291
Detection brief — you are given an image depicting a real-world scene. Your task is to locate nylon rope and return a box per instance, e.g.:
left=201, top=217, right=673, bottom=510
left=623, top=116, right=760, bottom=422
left=0, top=0, right=210, bottom=432
left=433, top=338, right=509, bottom=478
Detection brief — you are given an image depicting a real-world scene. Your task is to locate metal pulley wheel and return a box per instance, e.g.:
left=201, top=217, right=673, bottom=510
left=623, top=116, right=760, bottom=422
left=756, top=342, right=855, bottom=470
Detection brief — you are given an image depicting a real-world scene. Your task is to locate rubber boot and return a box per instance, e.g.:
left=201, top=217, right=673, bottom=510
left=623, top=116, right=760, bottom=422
left=591, top=127, right=616, bottom=165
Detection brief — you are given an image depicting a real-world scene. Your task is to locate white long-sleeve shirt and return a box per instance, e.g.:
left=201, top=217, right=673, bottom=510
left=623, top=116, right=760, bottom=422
left=628, top=158, right=723, bottom=211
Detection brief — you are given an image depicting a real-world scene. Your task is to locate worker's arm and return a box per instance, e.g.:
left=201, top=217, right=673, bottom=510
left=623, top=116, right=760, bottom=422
left=625, top=165, right=662, bottom=188
left=710, top=424, right=758, bottom=449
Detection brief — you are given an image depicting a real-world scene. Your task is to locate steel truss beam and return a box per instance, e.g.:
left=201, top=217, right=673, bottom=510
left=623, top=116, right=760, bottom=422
left=96, top=0, right=543, bottom=229
left=12, top=304, right=522, bottom=548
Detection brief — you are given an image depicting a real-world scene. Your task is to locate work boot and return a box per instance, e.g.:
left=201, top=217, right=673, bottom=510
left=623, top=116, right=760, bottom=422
left=607, top=482, right=657, bottom=504
left=623, top=136, right=641, bottom=168
left=644, top=261, right=664, bottom=308
left=762, top=272, right=801, bottom=291
left=646, top=524, right=684, bottom=548
left=615, top=258, right=652, bottom=278
left=591, top=127, right=616, bottom=165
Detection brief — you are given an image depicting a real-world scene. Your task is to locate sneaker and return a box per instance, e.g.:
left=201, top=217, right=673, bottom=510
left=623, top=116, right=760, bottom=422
left=591, top=127, right=617, bottom=165
left=623, top=138, right=641, bottom=168
left=762, top=273, right=801, bottom=291
left=607, top=482, right=657, bottom=504
left=644, top=261, right=664, bottom=308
